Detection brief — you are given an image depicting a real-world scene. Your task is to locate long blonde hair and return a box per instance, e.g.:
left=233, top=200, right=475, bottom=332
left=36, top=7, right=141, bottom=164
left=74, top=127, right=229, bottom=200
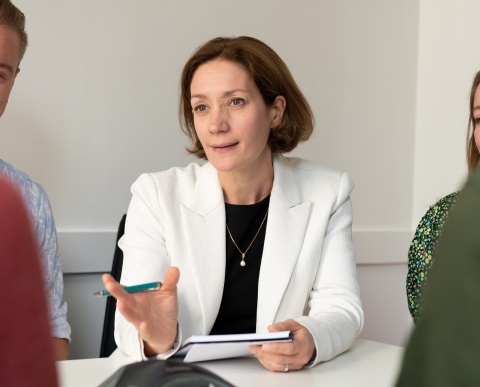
left=466, top=71, right=480, bottom=174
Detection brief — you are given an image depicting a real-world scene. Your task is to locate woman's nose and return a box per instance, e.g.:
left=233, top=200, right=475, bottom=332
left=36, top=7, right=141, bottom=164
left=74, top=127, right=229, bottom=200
left=208, top=107, right=229, bottom=134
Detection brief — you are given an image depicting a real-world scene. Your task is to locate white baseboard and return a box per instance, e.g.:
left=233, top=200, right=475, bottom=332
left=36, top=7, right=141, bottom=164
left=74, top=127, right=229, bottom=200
left=354, top=231, right=411, bottom=265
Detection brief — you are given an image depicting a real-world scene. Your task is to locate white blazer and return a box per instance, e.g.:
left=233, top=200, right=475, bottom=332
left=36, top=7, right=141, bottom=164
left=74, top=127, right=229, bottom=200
left=115, top=154, right=364, bottom=365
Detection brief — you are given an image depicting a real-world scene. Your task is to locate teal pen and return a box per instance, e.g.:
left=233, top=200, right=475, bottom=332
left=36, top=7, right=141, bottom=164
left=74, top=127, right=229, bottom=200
left=92, top=281, right=162, bottom=297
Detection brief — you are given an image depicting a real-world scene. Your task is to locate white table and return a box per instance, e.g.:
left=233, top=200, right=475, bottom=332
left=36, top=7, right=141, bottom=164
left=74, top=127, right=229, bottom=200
left=57, top=339, right=404, bottom=387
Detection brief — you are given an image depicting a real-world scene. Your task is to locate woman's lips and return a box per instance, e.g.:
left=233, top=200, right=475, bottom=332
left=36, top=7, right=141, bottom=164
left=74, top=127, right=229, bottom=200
left=211, top=142, right=238, bottom=153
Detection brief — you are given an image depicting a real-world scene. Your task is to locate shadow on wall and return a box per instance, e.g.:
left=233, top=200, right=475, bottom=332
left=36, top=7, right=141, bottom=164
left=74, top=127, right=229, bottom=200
left=63, top=273, right=106, bottom=359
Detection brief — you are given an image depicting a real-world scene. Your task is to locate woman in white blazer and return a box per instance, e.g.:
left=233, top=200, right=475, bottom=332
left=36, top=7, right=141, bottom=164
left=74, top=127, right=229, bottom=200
left=103, top=36, right=363, bottom=372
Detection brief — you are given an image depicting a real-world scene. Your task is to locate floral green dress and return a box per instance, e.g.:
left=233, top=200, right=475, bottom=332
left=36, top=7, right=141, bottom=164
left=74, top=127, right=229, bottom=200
left=406, top=191, right=459, bottom=322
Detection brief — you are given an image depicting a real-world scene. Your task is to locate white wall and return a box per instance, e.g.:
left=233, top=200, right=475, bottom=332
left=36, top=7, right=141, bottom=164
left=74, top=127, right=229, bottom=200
left=414, top=0, right=480, bottom=220
left=3, top=0, right=465, bottom=359
left=3, top=0, right=419, bottom=231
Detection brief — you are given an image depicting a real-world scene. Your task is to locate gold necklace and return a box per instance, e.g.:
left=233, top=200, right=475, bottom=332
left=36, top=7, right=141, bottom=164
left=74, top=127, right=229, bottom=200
left=226, top=209, right=269, bottom=267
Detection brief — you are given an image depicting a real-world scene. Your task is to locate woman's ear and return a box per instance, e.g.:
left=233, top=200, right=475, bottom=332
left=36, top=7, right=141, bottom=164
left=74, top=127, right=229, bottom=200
left=271, top=95, right=286, bottom=128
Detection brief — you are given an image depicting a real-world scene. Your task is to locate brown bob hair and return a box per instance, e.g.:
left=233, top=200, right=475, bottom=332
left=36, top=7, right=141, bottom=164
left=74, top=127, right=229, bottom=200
left=466, top=70, right=480, bottom=174
left=179, top=36, right=314, bottom=159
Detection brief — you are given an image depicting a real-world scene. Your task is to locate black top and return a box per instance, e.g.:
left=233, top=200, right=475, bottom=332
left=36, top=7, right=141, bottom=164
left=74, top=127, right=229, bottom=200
left=209, top=195, right=270, bottom=335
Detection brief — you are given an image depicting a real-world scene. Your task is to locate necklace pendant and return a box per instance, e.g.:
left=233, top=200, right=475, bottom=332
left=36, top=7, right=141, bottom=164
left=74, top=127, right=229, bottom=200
left=226, top=208, right=268, bottom=269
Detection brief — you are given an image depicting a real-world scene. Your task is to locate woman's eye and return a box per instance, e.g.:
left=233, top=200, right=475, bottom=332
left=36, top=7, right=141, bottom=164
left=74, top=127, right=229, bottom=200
left=475, top=118, right=480, bottom=126
left=230, top=98, right=244, bottom=106
left=193, top=105, right=207, bottom=113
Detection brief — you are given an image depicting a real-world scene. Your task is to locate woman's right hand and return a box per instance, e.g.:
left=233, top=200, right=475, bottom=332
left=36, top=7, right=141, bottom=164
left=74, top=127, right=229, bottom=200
left=102, top=266, right=180, bottom=357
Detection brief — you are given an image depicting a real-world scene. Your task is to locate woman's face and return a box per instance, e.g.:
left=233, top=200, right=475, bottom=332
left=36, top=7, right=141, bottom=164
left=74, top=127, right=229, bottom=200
left=474, top=84, right=480, bottom=153
left=190, top=59, right=284, bottom=175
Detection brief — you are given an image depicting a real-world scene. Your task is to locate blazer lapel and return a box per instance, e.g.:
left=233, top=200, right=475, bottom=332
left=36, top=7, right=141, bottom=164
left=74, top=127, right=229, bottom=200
left=181, top=163, right=226, bottom=334
left=257, top=155, right=312, bottom=331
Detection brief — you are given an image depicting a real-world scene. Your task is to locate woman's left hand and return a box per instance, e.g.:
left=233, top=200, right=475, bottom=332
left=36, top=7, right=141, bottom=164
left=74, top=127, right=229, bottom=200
left=249, top=319, right=316, bottom=372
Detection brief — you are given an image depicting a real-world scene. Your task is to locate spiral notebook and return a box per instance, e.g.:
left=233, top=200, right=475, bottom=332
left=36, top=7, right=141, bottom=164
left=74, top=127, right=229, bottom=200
left=175, top=330, right=292, bottom=363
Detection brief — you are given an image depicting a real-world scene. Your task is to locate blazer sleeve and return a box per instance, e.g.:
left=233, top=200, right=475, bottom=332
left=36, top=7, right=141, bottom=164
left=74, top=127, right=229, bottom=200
left=296, top=172, right=364, bottom=365
left=114, top=173, right=180, bottom=361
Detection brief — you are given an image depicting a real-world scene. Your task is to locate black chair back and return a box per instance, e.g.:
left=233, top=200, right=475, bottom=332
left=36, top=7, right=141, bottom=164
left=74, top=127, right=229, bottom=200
left=99, top=214, right=126, bottom=357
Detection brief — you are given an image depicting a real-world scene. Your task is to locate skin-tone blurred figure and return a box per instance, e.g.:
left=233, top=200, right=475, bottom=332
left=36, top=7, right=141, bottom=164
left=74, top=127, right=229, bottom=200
left=0, top=176, right=58, bottom=386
